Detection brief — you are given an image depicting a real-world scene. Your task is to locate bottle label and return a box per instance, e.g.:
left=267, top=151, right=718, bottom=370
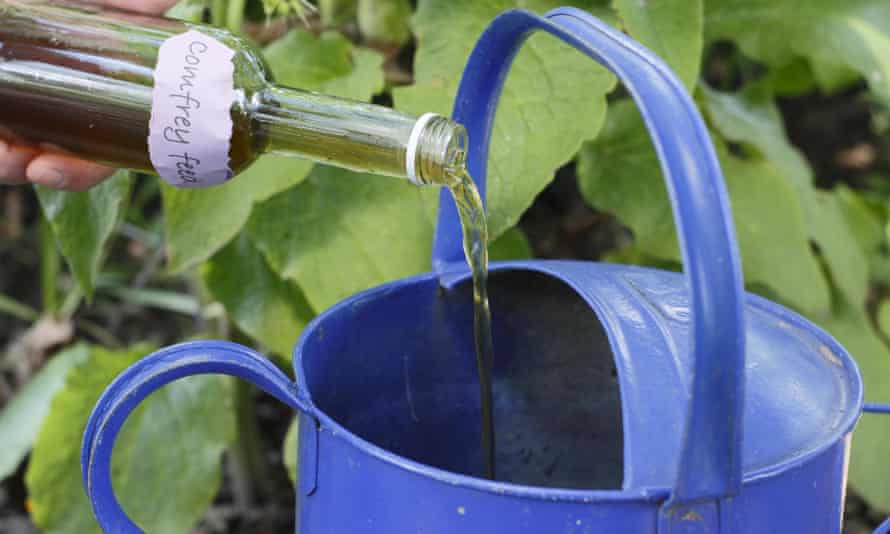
left=148, top=30, right=236, bottom=188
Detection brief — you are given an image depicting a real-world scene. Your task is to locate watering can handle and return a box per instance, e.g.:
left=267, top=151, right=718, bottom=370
left=80, top=341, right=309, bottom=533
left=434, top=7, right=747, bottom=513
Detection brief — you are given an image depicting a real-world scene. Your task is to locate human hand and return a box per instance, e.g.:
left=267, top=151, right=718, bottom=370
left=0, top=0, right=180, bottom=191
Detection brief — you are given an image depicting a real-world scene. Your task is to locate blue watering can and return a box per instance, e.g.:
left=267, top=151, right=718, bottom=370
left=81, top=7, right=890, bottom=533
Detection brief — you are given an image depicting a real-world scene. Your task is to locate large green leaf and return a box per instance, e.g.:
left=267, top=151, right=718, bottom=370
left=0, top=344, right=90, bottom=480
left=35, top=171, right=130, bottom=295
left=577, top=101, right=677, bottom=260
left=489, top=227, right=532, bottom=262
left=838, top=185, right=886, bottom=258
left=358, top=0, right=413, bottom=46
left=577, top=100, right=830, bottom=315
left=821, top=300, right=890, bottom=509
left=701, top=85, right=868, bottom=309
left=163, top=29, right=385, bottom=272
left=319, top=0, right=358, bottom=26
left=394, top=0, right=616, bottom=239
left=26, top=344, right=235, bottom=534
left=705, top=0, right=890, bottom=102
left=614, top=0, right=703, bottom=90
left=699, top=84, right=810, bottom=190
left=247, top=166, right=439, bottom=311
left=263, top=30, right=386, bottom=101
left=203, top=233, right=314, bottom=360
left=283, top=418, right=299, bottom=486
left=806, top=191, right=869, bottom=311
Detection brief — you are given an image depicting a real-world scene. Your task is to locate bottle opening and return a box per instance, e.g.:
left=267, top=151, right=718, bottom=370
left=407, top=113, right=469, bottom=185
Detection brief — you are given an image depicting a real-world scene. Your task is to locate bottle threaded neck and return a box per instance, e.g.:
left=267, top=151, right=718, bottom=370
left=408, top=114, right=468, bottom=185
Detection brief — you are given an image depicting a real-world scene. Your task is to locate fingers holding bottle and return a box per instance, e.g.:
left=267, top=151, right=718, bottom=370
left=26, top=153, right=115, bottom=192
left=0, top=138, right=38, bottom=186
left=92, top=0, right=180, bottom=15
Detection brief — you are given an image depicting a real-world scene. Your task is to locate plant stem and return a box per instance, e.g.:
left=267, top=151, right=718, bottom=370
left=226, top=0, right=247, bottom=33
left=39, top=215, right=59, bottom=316
left=228, top=380, right=270, bottom=514
left=210, top=0, right=228, bottom=28
left=0, top=293, right=39, bottom=322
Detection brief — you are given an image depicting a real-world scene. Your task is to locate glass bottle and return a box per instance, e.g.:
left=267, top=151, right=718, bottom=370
left=0, top=0, right=467, bottom=187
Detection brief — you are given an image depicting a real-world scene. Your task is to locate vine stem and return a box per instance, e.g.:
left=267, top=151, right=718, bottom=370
left=39, top=214, right=59, bottom=316
left=228, top=380, right=270, bottom=514
left=226, top=0, right=247, bottom=33
left=0, top=293, right=38, bottom=322
left=210, top=0, right=229, bottom=28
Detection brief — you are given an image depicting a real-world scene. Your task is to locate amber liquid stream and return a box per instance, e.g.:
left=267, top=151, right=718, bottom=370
left=444, top=167, right=496, bottom=480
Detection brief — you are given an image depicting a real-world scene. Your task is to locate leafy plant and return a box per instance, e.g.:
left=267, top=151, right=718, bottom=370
left=4, top=0, right=890, bottom=530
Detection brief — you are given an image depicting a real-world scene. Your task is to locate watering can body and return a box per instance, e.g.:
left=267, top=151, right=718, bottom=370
left=289, top=263, right=859, bottom=534
left=82, top=7, right=875, bottom=534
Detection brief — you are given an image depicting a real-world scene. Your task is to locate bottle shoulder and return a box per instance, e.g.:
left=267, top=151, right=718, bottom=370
left=186, top=24, right=271, bottom=91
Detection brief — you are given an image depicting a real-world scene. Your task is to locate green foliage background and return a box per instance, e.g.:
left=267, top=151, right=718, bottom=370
left=5, top=0, right=890, bottom=530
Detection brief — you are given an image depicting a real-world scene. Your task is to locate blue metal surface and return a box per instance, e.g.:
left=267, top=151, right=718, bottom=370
left=81, top=6, right=870, bottom=534
left=291, top=264, right=860, bottom=532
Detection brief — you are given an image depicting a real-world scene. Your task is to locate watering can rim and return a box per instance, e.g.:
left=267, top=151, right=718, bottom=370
left=292, top=259, right=864, bottom=503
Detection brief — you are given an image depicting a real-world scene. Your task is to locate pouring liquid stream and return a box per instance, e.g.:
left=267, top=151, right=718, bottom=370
left=443, top=166, right=496, bottom=480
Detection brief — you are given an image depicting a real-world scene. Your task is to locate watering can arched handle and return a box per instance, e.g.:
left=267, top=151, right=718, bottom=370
left=433, top=7, right=747, bottom=514
left=80, top=341, right=309, bottom=533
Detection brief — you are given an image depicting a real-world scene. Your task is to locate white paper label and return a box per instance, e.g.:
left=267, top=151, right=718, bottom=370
left=148, top=30, right=236, bottom=188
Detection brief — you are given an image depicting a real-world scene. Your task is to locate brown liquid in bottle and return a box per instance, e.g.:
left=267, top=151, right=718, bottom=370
left=0, top=30, right=257, bottom=173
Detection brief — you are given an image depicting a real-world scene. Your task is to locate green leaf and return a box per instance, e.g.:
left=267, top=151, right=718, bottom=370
left=394, top=0, right=616, bottom=239
left=820, top=300, right=890, bottom=510
left=879, top=299, right=890, bottom=337
left=802, top=2, right=890, bottom=103
left=699, top=84, right=811, bottom=189
left=35, top=171, right=130, bottom=295
left=264, top=30, right=386, bottom=101
left=704, top=0, right=798, bottom=66
left=705, top=0, right=890, bottom=103
left=358, top=0, right=413, bottom=45
left=614, top=0, right=703, bottom=90
left=163, top=30, right=385, bottom=272
left=719, top=146, right=831, bottom=316
left=283, top=417, right=299, bottom=486
left=247, top=165, right=439, bottom=311
left=165, top=0, right=207, bottom=21
left=0, top=344, right=90, bottom=480
left=261, top=0, right=315, bottom=18
left=837, top=185, right=886, bottom=258
left=806, top=191, right=869, bottom=309
left=319, top=0, right=358, bottom=26
left=760, top=58, right=817, bottom=97
left=577, top=101, right=677, bottom=259
left=26, top=344, right=235, bottom=534
left=578, top=100, right=830, bottom=315
left=701, top=85, right=868, bottom=308
left=489, top=227, right=532, bottom=262
left=203, top=233, right=315, bottom=360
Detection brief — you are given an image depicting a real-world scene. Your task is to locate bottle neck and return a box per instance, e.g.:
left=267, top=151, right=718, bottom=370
left=250, top=85, right=467, bottom=184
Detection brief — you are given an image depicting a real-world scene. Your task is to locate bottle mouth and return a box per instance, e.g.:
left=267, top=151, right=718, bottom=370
left=406, top=113, right=468, bottom=185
